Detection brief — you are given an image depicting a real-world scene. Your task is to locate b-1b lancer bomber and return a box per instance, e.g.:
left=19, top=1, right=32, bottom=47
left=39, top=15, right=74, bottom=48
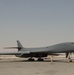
left=1, top=40, right=74, bottom=62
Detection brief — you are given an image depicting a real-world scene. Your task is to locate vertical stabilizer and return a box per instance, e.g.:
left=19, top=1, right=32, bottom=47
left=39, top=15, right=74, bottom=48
left=17, top=40, right=23, bottom=51
left=17, top=40, right=23, bottom=47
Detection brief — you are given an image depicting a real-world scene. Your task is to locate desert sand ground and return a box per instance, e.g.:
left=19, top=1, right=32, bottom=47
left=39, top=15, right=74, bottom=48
left=0, top=56, right=74, bottom=75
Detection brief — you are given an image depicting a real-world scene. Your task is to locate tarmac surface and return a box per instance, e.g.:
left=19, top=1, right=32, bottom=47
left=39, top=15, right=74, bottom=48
left=0, top=56, right=74, bottom=75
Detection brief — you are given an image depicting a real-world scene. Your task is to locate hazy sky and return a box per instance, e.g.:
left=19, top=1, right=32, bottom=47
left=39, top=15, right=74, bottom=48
left=0, top=0, right=74, bottom=51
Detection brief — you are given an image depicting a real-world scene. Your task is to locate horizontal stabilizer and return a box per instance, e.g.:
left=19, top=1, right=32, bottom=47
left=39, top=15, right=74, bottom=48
left=4, top=47, right=21, bottom=49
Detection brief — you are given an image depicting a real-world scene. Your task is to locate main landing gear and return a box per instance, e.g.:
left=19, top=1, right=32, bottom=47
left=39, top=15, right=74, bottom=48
left=37, top=58, right=44, bottom=61
left=28, top=57, right=35, bottom=61
left=28, top=57, right=44, bottom=61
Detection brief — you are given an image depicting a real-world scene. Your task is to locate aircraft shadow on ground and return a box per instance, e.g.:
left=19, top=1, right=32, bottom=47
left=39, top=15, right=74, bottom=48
left=0, top=59, right=73, bottom=63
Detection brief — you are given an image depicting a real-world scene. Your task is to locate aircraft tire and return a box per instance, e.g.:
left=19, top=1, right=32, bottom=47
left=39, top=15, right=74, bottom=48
left=37, top=58, right=44, bottom=61
left=28, top=58, right=35, bottom=61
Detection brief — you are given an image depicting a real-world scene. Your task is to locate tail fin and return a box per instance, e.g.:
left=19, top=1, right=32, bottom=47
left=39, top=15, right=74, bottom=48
left=17, top=40, right=23, bottom=51
left=17, top=40, right=23, bottom=48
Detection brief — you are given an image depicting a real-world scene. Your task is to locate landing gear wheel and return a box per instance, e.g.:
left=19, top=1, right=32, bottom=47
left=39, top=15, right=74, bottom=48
left=28, top=58, right=35, bottom=61
left=69, top=59, right=72, bottom=62
left=68, top=57, right=72, bottom=62
left=37, top=58, right=44, bottom=61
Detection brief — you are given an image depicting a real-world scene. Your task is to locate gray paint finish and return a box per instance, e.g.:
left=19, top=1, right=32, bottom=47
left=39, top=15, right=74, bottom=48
left=0, top=41, right=74, bottom=58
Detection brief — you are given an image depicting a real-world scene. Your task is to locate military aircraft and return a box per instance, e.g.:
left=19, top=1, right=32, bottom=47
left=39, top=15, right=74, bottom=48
left=0, top=40, right=74, bottom=62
